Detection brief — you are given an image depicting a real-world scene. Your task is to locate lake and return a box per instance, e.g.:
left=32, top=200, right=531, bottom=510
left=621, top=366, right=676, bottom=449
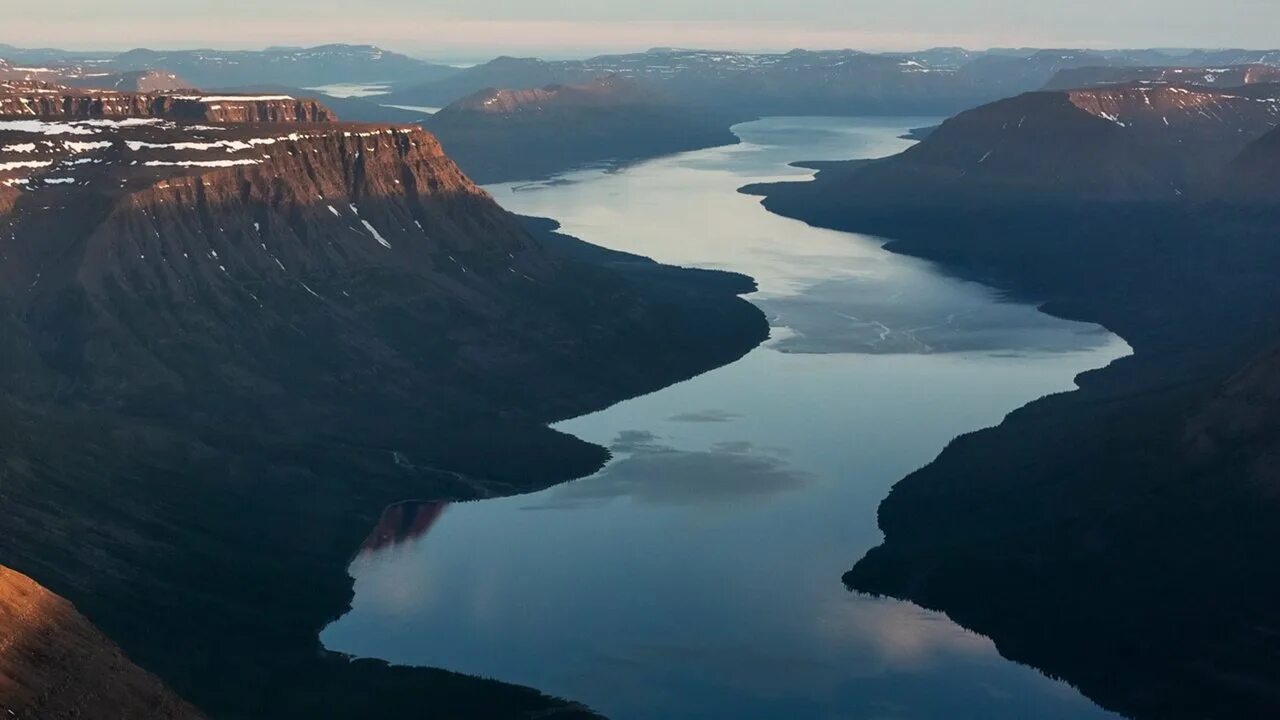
left=321, top=117, right=1130, bottom=719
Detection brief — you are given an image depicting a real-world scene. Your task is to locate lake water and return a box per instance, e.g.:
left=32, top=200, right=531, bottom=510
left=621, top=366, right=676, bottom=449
left=322, top=117, right=1131, bottom=719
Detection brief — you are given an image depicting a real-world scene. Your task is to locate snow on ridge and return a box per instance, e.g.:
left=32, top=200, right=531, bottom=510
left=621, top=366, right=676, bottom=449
left=360, top=219, right=393, bottom=249
left=0, top=159, right=53, bottom=171
left=143, top=159, right=262, bottom=168
left=170, top=95, right=295, bottom=103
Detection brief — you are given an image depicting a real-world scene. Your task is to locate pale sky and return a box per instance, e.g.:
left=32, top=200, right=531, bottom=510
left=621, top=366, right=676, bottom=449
left=6, top=0, right=1279, bottom=60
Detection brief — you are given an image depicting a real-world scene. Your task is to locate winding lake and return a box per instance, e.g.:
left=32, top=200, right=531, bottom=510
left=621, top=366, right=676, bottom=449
left=322, top=117, right=1130, bottom=719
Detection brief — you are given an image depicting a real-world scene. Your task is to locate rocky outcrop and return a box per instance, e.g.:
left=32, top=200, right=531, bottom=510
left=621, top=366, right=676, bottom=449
left=0, top=565, right=203, bottom=719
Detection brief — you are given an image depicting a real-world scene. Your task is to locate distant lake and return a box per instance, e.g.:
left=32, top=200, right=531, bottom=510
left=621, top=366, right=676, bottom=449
left=322, top=117, right=1129, bottom=720
left=302, top=83, right=392, bottom=98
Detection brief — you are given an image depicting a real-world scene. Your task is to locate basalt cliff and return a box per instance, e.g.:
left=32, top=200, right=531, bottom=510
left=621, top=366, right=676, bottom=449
left=0, top=84, right=766, bottom=719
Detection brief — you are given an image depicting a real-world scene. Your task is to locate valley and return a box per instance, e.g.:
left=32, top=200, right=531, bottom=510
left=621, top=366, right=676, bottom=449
left=3, top=30, right=1280, bottom=720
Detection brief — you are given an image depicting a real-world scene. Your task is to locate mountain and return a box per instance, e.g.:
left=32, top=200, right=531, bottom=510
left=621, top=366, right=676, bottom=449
left=424, top=75, right=740, bottom=182
left=1044, top=64, right=1280, bottom=90
left=746, top=81, right=1280, bottom=720
left=104, top=44, right=457, bottom=87
left=0, top=85, right=766, bottom=719
left=386, top=55, right=583, bottom=106
left=749, top=82, right=1280, bottom=210
left=0, top=565, right=204, bottom=719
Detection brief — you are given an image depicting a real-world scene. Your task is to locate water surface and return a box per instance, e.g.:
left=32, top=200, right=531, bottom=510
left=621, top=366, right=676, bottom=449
left=323, top=117, right=1129, bottom=720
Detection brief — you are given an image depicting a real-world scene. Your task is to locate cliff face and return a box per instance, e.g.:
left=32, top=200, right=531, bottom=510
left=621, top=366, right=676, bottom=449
left=0, top=97, right=764, bottom=719
left=0, top=566, right=203, bottom=720
left=0, top=82, right=333, bottom=122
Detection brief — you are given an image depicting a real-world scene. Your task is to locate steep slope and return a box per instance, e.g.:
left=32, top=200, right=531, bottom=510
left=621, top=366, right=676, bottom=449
left=1218, top=124, right=1280, bottom=202
left=748, top=85, right=1280, bottom=720
left=0, top=90, right=766, bottom=719
left=0, top=566, right=204, bottom=719
left=425, top=75, right=739, bottom=182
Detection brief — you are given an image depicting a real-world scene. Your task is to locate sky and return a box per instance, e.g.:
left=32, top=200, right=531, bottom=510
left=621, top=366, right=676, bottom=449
left=6, top=0, right=1279, bottom=60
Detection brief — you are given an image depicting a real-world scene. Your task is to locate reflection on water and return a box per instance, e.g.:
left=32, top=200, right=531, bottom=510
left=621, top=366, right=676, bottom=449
left=326, top=117, right=1130, bottom=720
left=526, top=431, right=810, bottom=509
left=760, top=275, right=1113, bottom=355
left=359, top=501, right=450, bottom=554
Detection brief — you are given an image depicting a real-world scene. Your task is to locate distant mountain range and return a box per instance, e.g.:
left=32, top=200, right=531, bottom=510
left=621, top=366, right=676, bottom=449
left=0, top=43, right=458, bottom=88
left=384, top=46, right=1280, bottom=115
left=7, top=43, right=1280, bottom=117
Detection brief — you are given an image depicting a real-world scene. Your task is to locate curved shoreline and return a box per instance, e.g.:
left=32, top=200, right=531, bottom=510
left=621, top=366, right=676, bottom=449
left=746, top=153, right=1280, bottom=719
left=323, top=117, right=1125, bottom=720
